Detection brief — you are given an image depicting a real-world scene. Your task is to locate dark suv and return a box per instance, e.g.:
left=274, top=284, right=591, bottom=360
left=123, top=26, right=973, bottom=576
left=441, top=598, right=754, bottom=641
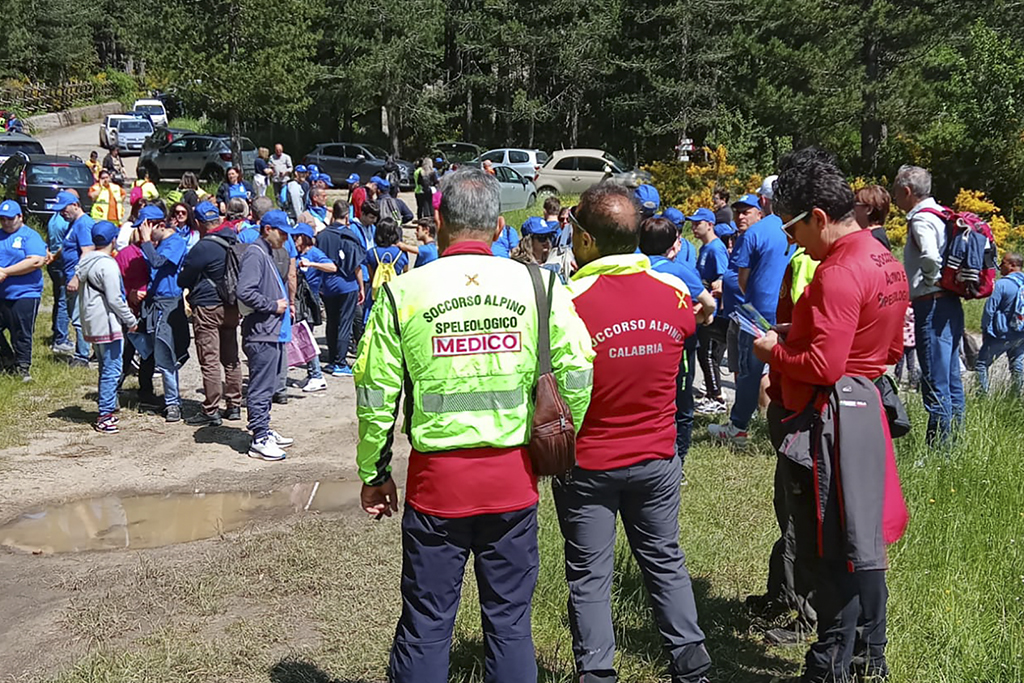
left=139, top=133, right=256, bottom=182
left=302, top=143, right=414, bottom=190
left=0, top=154, right=94, bottom=218
left=0, top=133, right=45, bottom=165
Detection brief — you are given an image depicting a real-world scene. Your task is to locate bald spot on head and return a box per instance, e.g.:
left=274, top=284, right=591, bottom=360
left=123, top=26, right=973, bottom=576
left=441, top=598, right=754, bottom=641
left=577, top=183, right=640, bottom=256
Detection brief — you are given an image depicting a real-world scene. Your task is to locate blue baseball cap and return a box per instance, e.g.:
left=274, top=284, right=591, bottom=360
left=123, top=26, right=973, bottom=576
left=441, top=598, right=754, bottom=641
left=686, top=208, right=716, bottom=224
left=521, top=216, right=546, bottom=237
left=133, top=204, right=166, bottom=227
left=661, top=207, right=684, bottom=226
left=295, top=164, right=308, bottom=174
left=194, top=201, right=220, bottom=222
left=376, top=176, right=391, bottom=191
left=320, top=174, right=334, bottom=187
left=346, top=173, right=360, bottom=185
left=634, top=184, right=660, bottom=212
left=732, top=193, right=760, bottom=210
left=713, top=222, right=736, bottom=237
left=0, top=199, right=22, bottom=218
left=51, top=191, right=81, bottom=212
left=309, top=171, right=321, bottom=182
left=92, top=220, right=120, bottom=247
left=434, top=157, right=444, bottom=165
left=369, top=175, right=384, bottom=186
left=259, top=210, right=295, bottom=234
left=293, top=223, right=315, bottom=240
left=307, top=164, right=320, bottom=175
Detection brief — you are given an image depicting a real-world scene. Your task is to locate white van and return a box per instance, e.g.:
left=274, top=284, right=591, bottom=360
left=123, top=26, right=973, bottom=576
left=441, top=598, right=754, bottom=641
left=132, top=99, right=168, bottom=127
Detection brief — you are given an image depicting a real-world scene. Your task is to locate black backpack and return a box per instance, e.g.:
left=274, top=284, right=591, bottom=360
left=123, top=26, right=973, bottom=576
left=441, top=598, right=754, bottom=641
left=295, top=269, right=323, bottom=326
left=202, top=235, right=247, bottom=307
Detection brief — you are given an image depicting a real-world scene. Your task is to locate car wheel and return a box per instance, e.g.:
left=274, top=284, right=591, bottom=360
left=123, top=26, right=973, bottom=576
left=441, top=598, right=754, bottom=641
left=537, top=186, right=558, bottom=200
left=527, top=193, right=537, bottom=207
left=201, top=165, right=225, bottom=182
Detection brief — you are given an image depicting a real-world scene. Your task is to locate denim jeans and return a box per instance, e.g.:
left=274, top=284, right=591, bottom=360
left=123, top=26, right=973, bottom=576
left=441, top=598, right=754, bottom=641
left=66, top=289, right=91, bottom=362
left=975, top=335, right=1024, bottom=395
left=48, top=264, right=69, bottom=346
left=95, top=340, right=123, bottom=416
left=306, top=342, right=323, bottom=379
left=153, top=338, right=180, bottom=407
left=729, top=329, right=765, bottom=431
left=913, top=296, right=965, bottom=445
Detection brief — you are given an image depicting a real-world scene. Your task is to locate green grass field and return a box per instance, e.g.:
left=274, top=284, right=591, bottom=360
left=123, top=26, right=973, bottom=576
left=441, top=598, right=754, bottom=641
left=41, top=394, right=1024, bottom=683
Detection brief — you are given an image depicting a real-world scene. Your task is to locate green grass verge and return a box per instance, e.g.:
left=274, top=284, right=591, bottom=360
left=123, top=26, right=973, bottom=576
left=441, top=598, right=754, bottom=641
left=963, top=297, right=984, bottom=334
left=43, top=396, right=1024, bottom=682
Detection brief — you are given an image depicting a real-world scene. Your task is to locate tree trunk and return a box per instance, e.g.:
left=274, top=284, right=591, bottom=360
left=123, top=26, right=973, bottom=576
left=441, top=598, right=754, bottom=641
left=860, top=0, right=882, bottom=175
left=229, top=108, right=243, bottom=179
left=228, top=0, right=243, bottom=177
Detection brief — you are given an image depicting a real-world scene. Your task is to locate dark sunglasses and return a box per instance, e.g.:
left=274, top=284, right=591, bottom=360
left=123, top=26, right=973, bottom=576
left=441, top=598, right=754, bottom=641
left=567, top=206, right=589, bottom=236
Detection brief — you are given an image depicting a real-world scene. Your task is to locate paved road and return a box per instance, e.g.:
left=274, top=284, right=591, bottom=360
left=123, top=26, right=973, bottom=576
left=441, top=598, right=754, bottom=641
left=35, top=121, right=139, bottom=180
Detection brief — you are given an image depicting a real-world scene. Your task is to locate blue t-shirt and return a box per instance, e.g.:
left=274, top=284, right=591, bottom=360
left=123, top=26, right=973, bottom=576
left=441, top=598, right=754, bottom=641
left=698, top=238, right=730, bottom=311
left=649, top=255, right=707, bottom=302
left=47, top=212, right=70, bottom=253
left=62, top=214, right=95, bottom=280
left=729, top=214, right=791, bottom=325
left=145, top=232, right=187, bottom=299
left=365, top=246, right=409, bottom=277
left=491, top=225, right=519, bottom=258
left=0, top=225, right=46, bottom=299
left=351, top=220, right=376, bottom=281
left=415, top=242, right=439, bottom=268
left=300, top=246, right=332, bottom=298
left=672, top=239, right=697, bottom=268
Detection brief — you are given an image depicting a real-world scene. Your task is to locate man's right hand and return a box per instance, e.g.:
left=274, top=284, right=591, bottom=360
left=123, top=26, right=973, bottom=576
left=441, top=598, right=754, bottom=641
left=66, top=275, right=79, bottom=293
left=275, top=298, right=288, bottom=315
left=361, top=480, right=399, bottom=519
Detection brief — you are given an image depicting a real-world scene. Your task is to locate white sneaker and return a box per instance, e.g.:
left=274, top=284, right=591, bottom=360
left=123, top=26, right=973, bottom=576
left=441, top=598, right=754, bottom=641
left=249, top=437, right=287, bottom=461
left=707, top=422, right=749, bottom=447
left=696, top=397, right=728, bottom=415
left=302, top=377, right=328, bottom=392
left=268, top=429, right=294, bottom=447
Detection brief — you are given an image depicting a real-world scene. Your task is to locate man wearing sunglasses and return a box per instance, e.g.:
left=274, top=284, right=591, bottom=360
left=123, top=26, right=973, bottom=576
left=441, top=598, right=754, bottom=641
left=752, top=148, right=907, bottom=683
left=558, top=184, right=711, bottom=683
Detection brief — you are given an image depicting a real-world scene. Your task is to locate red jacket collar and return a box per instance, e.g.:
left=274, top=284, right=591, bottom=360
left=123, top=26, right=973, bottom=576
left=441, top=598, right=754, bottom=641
left=443, top=240, right=493, bottom=257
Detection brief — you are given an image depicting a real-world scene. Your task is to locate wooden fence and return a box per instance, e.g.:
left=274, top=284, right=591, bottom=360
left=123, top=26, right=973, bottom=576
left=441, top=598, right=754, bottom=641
left=0, top=82, right=118, bottom=114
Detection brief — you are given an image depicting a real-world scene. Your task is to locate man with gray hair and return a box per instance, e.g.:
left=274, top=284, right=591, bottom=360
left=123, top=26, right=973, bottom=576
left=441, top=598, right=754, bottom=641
left=893, top=164, right=964, bottom=445
left=354, top=168, right=595, bottom=683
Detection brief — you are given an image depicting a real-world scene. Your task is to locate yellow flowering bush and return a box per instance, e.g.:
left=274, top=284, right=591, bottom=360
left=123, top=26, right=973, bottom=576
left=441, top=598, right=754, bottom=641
left=647, top=145, right=747, bottom=219
left=952, top=189, right=1024, bottom=250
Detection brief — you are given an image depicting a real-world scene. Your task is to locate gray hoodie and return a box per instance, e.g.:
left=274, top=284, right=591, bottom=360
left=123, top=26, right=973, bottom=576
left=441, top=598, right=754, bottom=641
left=76, top=251, right=137, bottom=343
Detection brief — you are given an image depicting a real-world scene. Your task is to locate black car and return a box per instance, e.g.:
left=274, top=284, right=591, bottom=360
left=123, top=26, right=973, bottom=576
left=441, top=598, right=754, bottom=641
left=302, top=143, right=414, bottom=190
left=432, top=141, right=481, bottom=165
left=0, top=154, right=94, bottom=217
left=0, top=133, right=45, bottom=165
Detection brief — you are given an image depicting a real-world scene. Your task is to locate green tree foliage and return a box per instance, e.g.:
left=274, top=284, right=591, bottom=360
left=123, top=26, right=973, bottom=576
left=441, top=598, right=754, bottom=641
left=3, top=0, right=1024, bottom=204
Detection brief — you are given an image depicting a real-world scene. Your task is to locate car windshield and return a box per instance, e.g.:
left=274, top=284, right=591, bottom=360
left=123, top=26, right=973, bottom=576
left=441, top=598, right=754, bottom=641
left=602, top=153, right=628, bottom=172
left=360, top=144, right=389, bottom=159
left=536, top=151, right=550, bottom=164
left=135, top=104, right=164, bottom=115
left=118, top=120, right=153, bottom=133
left=26, top=164, right=93, bottom=186
left=0, top=141, right=44, bottom=157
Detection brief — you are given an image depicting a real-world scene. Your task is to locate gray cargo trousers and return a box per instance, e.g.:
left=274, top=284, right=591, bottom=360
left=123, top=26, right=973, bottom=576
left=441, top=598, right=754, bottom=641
left=552, top=455, right=711, bottom=683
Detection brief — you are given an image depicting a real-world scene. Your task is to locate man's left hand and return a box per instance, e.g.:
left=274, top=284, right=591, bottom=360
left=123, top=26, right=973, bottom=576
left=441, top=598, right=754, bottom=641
left=753, top=330, right=779, bottom=363
left=361, top=480, right=399, bottom=519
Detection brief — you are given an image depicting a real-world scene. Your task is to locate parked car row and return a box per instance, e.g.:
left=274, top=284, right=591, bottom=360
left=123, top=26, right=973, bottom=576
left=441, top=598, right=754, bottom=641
left=301, top=143, right=414, bottom=191
left=139, top=133, right=257, bottom=182
left=0, top=153, right=94, bottom=218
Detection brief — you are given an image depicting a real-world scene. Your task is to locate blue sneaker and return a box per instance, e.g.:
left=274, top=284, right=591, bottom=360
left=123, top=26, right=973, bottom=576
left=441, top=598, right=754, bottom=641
left=323, top=364, right=337, bottom=375
left=332, top=365, right=353, bottom=377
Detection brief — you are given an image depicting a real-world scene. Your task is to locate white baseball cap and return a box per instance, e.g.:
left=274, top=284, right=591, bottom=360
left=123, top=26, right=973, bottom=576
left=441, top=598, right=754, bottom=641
left=759, top=174, right=778, bottom=200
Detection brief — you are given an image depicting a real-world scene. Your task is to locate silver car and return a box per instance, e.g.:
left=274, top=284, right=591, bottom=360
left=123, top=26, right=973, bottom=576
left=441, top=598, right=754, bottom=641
left=113, top=117, right=154, bottom=154
left=476, top=148, right=549, bottom=180
left=493, top=165, right=537, bottom=211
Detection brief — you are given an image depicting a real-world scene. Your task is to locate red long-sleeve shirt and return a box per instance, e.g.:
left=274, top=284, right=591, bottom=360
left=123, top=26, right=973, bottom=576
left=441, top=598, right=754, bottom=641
left=769, top=229, right=906, bottom=413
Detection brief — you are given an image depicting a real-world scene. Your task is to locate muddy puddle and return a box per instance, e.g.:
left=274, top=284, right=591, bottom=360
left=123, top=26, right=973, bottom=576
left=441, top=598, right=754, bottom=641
left=0, top=480, right=364, bottom=554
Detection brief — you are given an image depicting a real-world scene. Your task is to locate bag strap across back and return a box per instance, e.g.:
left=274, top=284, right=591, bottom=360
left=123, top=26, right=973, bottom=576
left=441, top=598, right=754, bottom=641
left=528, top=265, right=555, bottom=375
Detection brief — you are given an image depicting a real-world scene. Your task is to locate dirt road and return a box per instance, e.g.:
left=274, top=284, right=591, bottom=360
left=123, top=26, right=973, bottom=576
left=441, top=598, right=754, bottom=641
left=35, top=121, right=139, bottom=179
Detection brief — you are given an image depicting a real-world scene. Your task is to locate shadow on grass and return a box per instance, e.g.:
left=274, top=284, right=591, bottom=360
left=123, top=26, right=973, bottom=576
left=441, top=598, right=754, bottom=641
left=47, top=405, right=95, bottom=424
left=269, top=658, right=376, bottom=683
left=449, top=636, right=572, bottom=682
left=615, top=563, right=798, bottom=682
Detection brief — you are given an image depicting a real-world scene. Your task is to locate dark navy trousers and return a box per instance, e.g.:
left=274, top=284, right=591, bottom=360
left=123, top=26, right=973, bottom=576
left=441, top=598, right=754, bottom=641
left=389, top=504, right=539, bottom=683
left=553, top=456, right=711, bottom=683
left=675, top=339, right=697, bottom=468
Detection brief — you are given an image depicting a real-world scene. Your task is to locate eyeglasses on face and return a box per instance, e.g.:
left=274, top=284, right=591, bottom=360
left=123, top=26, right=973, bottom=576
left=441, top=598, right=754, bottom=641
left=780, top=211, right=809, bottom=240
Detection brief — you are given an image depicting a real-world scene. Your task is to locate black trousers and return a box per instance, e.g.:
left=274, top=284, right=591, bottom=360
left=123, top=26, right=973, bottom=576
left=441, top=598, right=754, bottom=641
left=0, top=298, right=39, bottom=372
left=784, top=455, right=889, bottom=682
left=323, top=291, right=358, bottom=366
left=765, top=403, right=818, bottom=631
left=697, top=316, right=728, bottom=399
left=415, top=192, right=432, bottom=218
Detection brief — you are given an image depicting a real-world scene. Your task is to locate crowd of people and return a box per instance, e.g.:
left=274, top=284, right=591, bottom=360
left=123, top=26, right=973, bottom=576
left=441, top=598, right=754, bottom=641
left=0, top=136, right=1021, bottom=682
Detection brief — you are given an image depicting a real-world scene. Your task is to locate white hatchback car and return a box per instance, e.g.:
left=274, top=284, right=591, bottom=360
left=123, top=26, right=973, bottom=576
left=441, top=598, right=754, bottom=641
left=132, top=99, right=169, bottom=127
left=99, top=114, right=133, bottom=149
left=475, top=148, right=549, bottom=180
